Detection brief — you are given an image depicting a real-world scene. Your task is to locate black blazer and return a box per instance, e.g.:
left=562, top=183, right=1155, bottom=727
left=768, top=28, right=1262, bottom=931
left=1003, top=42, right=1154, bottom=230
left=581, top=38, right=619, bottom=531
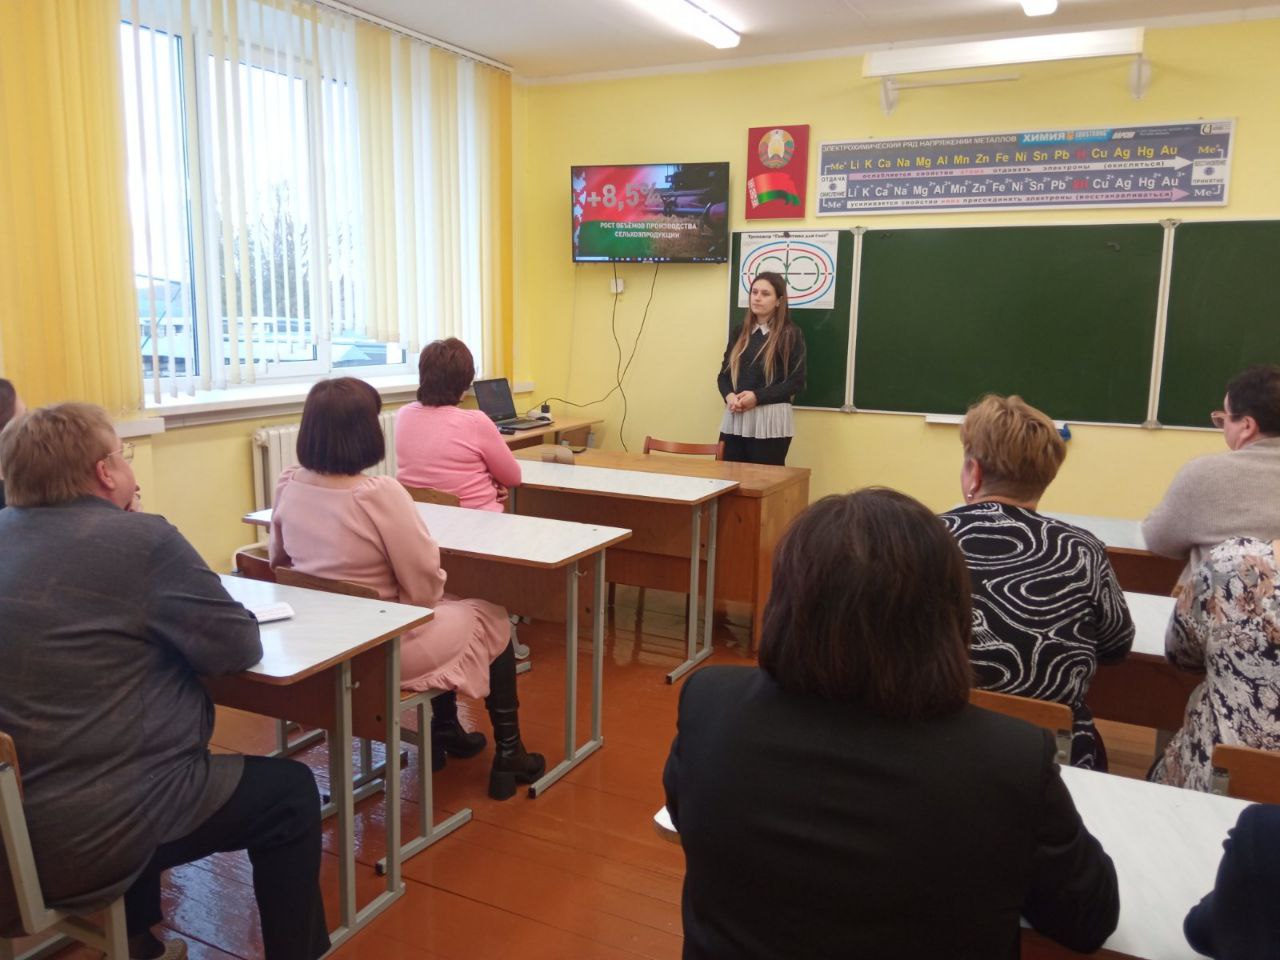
left=1184, top=803, right=1280, bottom=959
left=663, top=666, right=1119, bottom=960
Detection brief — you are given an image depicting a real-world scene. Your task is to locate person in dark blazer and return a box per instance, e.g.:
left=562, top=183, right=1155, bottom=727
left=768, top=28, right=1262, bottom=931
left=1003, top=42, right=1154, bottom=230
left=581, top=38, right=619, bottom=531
left=1184, top=803, right=1280, bottom=959
left=663, top=488, right=1120, bottom=960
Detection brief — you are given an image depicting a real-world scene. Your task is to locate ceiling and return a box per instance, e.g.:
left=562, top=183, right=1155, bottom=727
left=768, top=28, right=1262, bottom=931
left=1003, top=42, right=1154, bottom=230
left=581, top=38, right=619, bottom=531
left=343, top=0, right=1279, bottom=78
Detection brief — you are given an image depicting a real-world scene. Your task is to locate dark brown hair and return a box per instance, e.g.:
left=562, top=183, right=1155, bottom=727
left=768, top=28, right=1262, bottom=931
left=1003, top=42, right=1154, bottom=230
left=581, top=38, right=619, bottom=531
left=0, top=379, right=17, bottom=431
left=758, top=489, right=973, bottom=720
left=417, top=338, right=476, bottom=406
left=296, top=378, right=384, bottom=475
left=725, top=271, right=798, bottom=389
left=1226, top=364, right=1280, bottom=436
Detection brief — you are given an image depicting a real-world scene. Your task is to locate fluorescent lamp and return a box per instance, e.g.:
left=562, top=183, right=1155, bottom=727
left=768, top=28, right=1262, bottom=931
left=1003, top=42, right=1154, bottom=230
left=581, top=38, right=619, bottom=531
left=1020, top=0, right=1058, bottom=15
left=863, top=27, right=1143, bottom=77
left=632, top=0, right=741, bottom=49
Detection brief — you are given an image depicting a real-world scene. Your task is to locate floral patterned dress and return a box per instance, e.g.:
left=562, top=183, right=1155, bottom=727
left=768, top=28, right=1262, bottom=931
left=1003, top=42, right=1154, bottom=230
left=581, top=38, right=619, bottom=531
left=1151, top=537, right=1280, bottom=791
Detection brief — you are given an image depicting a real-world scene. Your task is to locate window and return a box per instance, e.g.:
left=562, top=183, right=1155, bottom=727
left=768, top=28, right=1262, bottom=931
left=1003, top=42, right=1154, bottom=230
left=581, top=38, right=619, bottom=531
left=120, top=0, right=495, bottom=401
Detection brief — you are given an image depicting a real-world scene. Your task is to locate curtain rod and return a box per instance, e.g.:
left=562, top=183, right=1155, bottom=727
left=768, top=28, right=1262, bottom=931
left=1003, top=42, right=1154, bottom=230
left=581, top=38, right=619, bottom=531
left=309, top=0, right=514, bottom=73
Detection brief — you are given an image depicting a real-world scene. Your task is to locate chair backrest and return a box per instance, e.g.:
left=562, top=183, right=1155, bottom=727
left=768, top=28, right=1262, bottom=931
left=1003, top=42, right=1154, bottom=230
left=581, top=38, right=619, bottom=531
left=969, top=689, right=1074, bottom=765
left=401, top=483, right=461, bottom=506
left=0, top=731, right=61, bottom=935
left=272, top=566, right=380, bottom=599
left=642, top=435, right=725, bottom=460
left=1211, top=744, right=1280, bottom=803
left=234, top=545, right=276, bottom=582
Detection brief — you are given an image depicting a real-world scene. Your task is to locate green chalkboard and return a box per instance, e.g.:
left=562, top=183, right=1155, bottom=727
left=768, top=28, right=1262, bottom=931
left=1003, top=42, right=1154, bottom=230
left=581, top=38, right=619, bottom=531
left=853, top=225, right=1164, bottom=424
left=1158, top=221, right=1280, bottom=428
left=728, top=231, right=852, bottom=409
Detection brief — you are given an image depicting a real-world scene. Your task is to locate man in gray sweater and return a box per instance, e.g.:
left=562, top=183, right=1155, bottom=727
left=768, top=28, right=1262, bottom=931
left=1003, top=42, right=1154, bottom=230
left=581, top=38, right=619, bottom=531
left=0, top=404, right=328, bottom=960
left=1142, top=365, right=1280, bottom=578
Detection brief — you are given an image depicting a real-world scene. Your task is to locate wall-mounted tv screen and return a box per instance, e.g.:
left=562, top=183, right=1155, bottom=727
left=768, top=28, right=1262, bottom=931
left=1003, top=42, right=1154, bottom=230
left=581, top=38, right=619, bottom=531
left=571, top=162, right=729, bottom=263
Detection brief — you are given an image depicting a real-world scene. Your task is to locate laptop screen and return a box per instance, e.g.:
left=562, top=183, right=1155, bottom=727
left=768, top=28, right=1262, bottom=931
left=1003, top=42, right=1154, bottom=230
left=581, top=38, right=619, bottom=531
left=472, top=378, right=518, bottom=422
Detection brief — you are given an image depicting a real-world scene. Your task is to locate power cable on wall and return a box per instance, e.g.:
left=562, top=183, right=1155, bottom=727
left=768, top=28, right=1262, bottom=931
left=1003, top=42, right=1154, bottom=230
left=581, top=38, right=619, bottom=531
left=531, top=262, right=659, bottom=452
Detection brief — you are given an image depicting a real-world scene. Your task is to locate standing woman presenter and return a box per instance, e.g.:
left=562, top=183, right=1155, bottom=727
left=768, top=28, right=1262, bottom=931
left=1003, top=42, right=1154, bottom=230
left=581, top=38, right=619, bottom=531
left=717, top=271, right=807, bottom=465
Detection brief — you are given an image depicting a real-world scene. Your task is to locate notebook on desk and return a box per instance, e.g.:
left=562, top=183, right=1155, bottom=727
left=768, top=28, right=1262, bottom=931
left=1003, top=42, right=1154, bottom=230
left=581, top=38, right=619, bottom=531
left=473, top=378, right=551, bottom=431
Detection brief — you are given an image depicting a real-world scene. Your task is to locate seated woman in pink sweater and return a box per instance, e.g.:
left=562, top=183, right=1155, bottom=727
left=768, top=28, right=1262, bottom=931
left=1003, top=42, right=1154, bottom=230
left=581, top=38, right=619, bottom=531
left=270, top=378, right=543, bottom=800
left=396, top=338, right=521, bottom=512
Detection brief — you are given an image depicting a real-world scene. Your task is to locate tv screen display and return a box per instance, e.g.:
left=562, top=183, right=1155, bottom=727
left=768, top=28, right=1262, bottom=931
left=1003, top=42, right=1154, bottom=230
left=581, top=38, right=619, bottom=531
left=571, top=162, right=729, bottom=263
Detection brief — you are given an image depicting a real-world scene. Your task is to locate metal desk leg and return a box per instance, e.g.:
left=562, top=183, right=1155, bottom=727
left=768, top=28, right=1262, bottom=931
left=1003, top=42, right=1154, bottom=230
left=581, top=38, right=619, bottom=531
left=355, top=638, right=403, bottom=925
left=327, top=662, right=356, bottom=947
left=668, top=502, right=715, bottom=683
left=529, top=551, right=606, bottom=797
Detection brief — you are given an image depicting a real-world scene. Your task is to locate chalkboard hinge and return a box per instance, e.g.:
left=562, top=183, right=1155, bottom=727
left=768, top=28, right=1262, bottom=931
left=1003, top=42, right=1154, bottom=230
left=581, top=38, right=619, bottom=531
left=841, top=404, right=858, bottom=414
left=1141, top=419, right=1162, bottom=430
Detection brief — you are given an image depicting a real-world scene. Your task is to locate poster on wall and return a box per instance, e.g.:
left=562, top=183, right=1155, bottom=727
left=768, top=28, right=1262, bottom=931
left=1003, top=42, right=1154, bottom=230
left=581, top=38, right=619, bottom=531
left=817, top=119, right=1234, bottom=215
left=745, top=125, right=809, bottom=220
left=735, top=231, right=839, bottom=309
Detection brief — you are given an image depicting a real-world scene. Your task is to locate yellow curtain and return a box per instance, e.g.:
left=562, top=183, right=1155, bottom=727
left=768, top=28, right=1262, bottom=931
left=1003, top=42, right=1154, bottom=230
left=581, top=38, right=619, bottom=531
left=0, top=0, right=141, bottom=416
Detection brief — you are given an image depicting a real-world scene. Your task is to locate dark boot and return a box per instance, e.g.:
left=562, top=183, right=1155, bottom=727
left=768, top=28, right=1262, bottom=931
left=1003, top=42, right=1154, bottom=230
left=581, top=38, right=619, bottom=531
left=431, top=691, right=487, bottom=765
left=485, top=643, right=545, bottom=800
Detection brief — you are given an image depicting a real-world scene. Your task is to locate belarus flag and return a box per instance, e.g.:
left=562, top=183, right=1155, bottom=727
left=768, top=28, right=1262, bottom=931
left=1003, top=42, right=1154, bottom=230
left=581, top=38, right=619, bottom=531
left=747, top=171, right=801, bottom=207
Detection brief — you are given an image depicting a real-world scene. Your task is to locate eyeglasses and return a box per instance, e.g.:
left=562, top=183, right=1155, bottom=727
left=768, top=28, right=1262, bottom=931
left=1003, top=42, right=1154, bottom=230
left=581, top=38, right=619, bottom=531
left=1210, top=410, right=1239, bottom=429
left=104, top=441, right=135, bottom=463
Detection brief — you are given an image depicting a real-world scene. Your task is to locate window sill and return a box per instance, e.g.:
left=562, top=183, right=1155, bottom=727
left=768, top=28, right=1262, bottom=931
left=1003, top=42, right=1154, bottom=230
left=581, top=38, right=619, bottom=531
left=144, top=376, right=536, bottom=429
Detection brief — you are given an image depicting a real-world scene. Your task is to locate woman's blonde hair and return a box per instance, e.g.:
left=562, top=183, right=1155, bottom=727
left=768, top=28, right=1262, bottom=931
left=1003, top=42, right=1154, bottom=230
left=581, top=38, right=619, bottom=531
left=0, top=403, right=116, bottom=507
left=960, top=394, right=1066, bottom=500
left=726, top=272, right=798, bottom=389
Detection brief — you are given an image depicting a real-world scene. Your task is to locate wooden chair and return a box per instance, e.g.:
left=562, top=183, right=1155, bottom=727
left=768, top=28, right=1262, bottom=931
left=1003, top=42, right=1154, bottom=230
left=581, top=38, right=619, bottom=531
left=1211, top=744, right=1280, bottom=803
left=611, top=437, right=723, bottom=615
left=233, top=544, right=275, bottom=582
left=969, top=689, right=1074, bottom=765
left=270, top=567, right=472, bottom=872
left=642, top=436, right=725, bottom=460
left=401, top=483, right=461, bottom=507
left=0, top=732, right=129, bottom=960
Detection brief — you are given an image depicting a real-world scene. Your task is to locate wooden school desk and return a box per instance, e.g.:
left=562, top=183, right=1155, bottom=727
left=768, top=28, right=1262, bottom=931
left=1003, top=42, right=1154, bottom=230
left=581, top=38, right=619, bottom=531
left=500, top=415, right=600, bottom=451
left=1043, top=512, right=1185, bottom=596
left=508, top=457, right=739, bottom=683
left=1087, top=592, right=1200, bottom=733
left=209, top=575, right=431, bottom=948
left=243, top=503, right=631, bottom=796
left=656, top=766, right=1252, bottom=960
left=514, top=446, right=811, bottom=653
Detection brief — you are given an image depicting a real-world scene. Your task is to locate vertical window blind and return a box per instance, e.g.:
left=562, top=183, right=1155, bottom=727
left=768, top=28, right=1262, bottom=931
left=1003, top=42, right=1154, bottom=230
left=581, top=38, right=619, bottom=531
left=119, top=0, right=508, bottom=401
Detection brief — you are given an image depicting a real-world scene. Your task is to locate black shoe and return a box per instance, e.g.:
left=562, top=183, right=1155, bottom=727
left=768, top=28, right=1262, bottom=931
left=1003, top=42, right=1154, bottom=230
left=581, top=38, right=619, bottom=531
left=431, top=720, right=487, bottom=759
left=488, top=745, right=546, bottom=800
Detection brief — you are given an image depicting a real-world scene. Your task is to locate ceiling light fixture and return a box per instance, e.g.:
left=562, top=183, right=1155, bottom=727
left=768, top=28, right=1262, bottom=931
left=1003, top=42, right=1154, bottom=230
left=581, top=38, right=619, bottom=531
left=1020, top=0, right=1059, bottom=16
left=635, top=0, right=741, bottom=49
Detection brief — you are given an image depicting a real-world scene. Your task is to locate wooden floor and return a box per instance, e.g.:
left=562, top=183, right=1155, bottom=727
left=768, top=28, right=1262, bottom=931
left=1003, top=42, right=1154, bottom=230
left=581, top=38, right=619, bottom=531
left=33, top=587, right=1160, bottom=960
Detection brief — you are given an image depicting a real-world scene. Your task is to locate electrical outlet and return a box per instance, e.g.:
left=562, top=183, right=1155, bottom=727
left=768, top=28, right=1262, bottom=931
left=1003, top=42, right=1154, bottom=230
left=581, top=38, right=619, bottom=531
left=610, top=277, right=625, bottom=294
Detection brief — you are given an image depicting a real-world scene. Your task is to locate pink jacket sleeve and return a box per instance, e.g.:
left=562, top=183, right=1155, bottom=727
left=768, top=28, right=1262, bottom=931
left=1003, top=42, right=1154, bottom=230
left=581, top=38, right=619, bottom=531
left=474, top=414, right=523, bottom=488
left=267, top=466, right=298, bottom=567
left=357, top=478, right=448, bottom=608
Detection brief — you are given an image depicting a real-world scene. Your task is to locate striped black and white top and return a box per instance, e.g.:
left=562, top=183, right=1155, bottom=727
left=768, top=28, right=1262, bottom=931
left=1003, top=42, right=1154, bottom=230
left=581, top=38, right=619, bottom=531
left=941, top=502, right=1135, bottom=770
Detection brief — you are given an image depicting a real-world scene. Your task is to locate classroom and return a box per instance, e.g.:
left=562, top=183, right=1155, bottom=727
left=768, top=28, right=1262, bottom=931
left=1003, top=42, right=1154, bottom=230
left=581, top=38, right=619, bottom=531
left=3, top=0, right=1280, bottom=957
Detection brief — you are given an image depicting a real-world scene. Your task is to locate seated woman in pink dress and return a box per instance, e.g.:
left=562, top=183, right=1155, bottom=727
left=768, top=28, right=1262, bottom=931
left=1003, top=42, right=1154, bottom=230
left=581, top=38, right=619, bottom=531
left=396, top=338, right=521, bottom=513
left=270, top=378, right=543, bottom=800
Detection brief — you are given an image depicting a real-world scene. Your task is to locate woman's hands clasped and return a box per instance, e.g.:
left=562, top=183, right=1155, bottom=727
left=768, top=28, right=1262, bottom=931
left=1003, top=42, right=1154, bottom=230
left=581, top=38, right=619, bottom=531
left=724, top=391, right=758, bottom=414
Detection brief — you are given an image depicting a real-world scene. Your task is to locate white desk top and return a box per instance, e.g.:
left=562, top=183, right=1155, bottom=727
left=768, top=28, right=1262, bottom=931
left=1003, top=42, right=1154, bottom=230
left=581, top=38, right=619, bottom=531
left=516, top=459, right=739, bottom=506
left=655, top=768, right=1250, bottom=960
left=221, top=575, right=432, bottom=684
left=1045, top=512, right=1148, bottom=552
left=244, top=502, right=631, bottom=569
left=1060, top=765, right=1249, bottom=960
left=1125, top=591, right=1176, bottom=658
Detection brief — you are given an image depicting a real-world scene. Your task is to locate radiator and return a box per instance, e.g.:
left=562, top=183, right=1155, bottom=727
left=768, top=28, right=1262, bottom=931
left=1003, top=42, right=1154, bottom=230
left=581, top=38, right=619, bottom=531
left=251, top=410, right=399, bottom=510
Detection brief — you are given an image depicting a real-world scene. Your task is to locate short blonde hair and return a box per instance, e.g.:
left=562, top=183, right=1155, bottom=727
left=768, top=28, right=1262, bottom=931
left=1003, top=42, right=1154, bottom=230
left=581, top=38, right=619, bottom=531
left=959, top=394, right=1066, bottom=500
left=0, top=403, right=116, bottom=507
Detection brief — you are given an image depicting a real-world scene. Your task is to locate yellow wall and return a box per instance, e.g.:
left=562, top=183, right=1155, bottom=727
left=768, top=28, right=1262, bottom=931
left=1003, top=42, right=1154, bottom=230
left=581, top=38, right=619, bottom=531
left=518, top=19, right=1280, bottom=514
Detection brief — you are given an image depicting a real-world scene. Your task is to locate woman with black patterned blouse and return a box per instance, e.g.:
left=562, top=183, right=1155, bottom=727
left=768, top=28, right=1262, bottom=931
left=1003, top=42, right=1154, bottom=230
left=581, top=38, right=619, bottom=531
left=1151, top=537, right=1280, bottom=792
left=941, top=395, right=1135, bottom=770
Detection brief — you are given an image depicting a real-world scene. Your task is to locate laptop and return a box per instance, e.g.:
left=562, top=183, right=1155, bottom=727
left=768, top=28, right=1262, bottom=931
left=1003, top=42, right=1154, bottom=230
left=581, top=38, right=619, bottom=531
left=473, top=378, right=551, bottom=431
